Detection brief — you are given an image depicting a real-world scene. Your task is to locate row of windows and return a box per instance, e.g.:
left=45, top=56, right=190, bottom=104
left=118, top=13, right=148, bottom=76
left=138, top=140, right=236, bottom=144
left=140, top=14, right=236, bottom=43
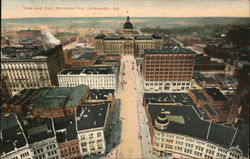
left=80, top=132, right=102, bottom=140
left=145, top=64, right=193, bottom=68
left=145, top=75, right=192, bottom=79
left=2, top=62, right=47, bottom=69
left=59, top=80, right=115, bottom=84
left=145, top=55, right=195, bottom=60
left=146, top=60, right=194, bottom=64
left=59, top=76, right=115, bottom=79
left=145, top=68, right=193, bottom=71
left=145, top=72, right=192, bottom=75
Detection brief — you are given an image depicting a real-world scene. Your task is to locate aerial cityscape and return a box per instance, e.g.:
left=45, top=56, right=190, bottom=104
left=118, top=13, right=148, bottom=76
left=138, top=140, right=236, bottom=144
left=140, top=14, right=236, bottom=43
left=1, top=0, right=250, bottom=159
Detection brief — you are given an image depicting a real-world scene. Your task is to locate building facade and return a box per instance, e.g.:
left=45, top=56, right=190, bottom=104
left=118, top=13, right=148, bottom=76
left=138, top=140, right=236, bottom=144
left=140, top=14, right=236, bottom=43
left=94, top=16, right=163, bottom=57
left=143, top=48, right=196, bottom=92
left=1, top=76, right=13, bottom=105
left=147, top=105, right=249, bottom=159
left=1, top=45, right=65, bottom=95
left=76, top=103, right=109, bottom=158
left=58, top=66, right=118, bottom=91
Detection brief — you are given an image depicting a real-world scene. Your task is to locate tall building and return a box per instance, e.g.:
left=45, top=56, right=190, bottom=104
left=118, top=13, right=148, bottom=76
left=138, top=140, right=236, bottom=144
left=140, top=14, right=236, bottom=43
left=1, top=114, right=32, bottom=159
left=58, top=66, right=118, bottom=91
left=147, top=105, right=249, bottom=159
left=94, top=16, right=163, bottom=57
left=1, top=45, right=65, bottom=95
left=1, top=76, right=12, bottom=105
left=143, top=48, right=196, bottom=92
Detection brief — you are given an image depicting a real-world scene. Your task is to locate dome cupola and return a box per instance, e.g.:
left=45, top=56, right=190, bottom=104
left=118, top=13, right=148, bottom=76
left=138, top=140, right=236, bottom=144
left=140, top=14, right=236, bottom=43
left=155, top=109, right=170, bottom=130
left=123, top=16, right=133, bottom=30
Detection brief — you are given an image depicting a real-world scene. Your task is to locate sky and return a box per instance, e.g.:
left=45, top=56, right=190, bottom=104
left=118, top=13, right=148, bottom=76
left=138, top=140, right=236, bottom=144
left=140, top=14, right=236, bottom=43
left=1, top=0, right=250, bottom=19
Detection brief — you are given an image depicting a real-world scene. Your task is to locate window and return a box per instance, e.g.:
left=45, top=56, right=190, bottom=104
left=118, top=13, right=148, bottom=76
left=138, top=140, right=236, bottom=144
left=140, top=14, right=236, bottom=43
left=97, top=132, right=102, bottom=137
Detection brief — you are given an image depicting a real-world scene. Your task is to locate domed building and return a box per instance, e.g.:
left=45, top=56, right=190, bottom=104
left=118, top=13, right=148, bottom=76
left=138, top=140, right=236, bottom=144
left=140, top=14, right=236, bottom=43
left=94, top=16, right=163, bottom=57
left=123, top=16, right=134, bottom=38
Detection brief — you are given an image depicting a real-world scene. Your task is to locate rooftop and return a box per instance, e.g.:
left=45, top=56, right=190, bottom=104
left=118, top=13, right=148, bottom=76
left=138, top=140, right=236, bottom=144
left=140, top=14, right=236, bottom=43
left=144, top=48, right=195, bottom=54
left=59, top=66, right=116, bottom=75
left=148, top=105, right=249, bottom=156
left=53, top=115, right=77, bottom=143
left=1, top=114, right=27, bottom=155
left=191, top=90, right=208, bottom=101
left=76, top=101, right=109, bottom=131
left=6, top=89, right=37, bottom=105
left=24, top=118, right=55, bottom=144
left=205, top=88, right=227, bottom=101
left=76, top=52, right=97, bottom=60
left=29, top=85, right=89, bottom=109
left=144, top=93, right=195, bottom=106
left=88, top=89, right=115, bottom=100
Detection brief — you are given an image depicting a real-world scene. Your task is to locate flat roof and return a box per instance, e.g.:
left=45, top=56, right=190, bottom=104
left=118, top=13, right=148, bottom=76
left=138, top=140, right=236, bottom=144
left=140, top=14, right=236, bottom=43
left=76, top=52, right=96, bottom=60
left=53, top=115, right=77, bottom=143
left=191, top=90, right=208, bottom=101
left=148, top=105, right=249, bottom=156
left=144, top=93, right=195, bottom=106
left=76, top=101, right=109, bottom=131
left=1, top=114, right=27, bottom=154
left=59, top=66, right=116, bottom=75
left=88, top=89, right=115, bottom=100
left=30, top=85, right=89, bottom=109
left=24, top=118, right=55, bottom=144
left=205, top=88, right=227, bottom=101
left=144, top=48, right=196, bottom=55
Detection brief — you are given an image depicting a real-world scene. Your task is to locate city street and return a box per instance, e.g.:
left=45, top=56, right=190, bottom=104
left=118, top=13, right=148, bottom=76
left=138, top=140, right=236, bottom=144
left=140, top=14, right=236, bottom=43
left=102, top=55, right=156, bottom=159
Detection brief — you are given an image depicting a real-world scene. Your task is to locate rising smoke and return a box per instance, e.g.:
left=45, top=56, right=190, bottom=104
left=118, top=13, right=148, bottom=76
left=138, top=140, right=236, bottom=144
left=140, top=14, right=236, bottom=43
left=43, top=31, right=60, bottom=45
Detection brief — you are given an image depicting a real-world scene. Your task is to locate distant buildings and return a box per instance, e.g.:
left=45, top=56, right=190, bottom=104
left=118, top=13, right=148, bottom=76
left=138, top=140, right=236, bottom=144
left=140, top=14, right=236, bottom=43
left=16, top=30, right=43, bottom=46
left=194, top=54, right=225, bottom=71
left=143, top=48, right=196, bottom=92
left=65, top=51, right=98, bottom=67
left=1, top=45, right=65, bottom=95
left=58, top=66, right=118, bottom=91
left=147, top=105, right=249, bottom=159
left=94, top=16, right=163, bottom=57
left=2, top=85, right=90, bottom=118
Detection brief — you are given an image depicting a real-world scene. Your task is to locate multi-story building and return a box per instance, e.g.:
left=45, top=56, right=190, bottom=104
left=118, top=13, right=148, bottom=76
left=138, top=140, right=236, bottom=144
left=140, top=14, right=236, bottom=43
left=53, top=116, right=81, bottom=159
left=203, top=88, right=228, bottom=110
left=147, top=105, right=249, bottom=159
left=58, top=66, right=118, bottom=91
left=23, top=118, right=61, bottom=159
left=2, top=85, right=90, bottom=118
left=1, top=45, right=65, bottom=95
left=76, top=102, right=110, bottom=158
left=1, top=113, right=32, bottom=159
left=1, top=76, right=12, bottom=105
left=143, top=48, right=196, bottom=92
left=66, top=51, right=98, bottom=67
left=94, top=16, right=163, bottom=57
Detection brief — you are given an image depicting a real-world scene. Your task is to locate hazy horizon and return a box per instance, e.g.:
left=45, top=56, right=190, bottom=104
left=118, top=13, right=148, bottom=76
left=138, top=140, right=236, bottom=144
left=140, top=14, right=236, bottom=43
left=2, top=0, right=249, bottom=19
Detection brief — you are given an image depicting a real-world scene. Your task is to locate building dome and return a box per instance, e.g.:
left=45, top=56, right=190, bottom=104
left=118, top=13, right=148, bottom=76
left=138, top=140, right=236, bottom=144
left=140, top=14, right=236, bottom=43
left=123, top=16, right=133, bottom=30
left=155, top=110, right=169, bottom=130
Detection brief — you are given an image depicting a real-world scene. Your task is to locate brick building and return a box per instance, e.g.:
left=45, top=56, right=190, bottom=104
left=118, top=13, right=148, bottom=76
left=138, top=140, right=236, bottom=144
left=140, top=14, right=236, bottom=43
left=143, top=48, right=196, bottom=92
left=1, top=76, right=12, bottom=105
left=53, top=116, right=81, bottom=159
left=2, top=85, right=90, bottom=118
left=203, top=88, right=228, bottom=110
left=66, top=51, right=98, bottom=67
